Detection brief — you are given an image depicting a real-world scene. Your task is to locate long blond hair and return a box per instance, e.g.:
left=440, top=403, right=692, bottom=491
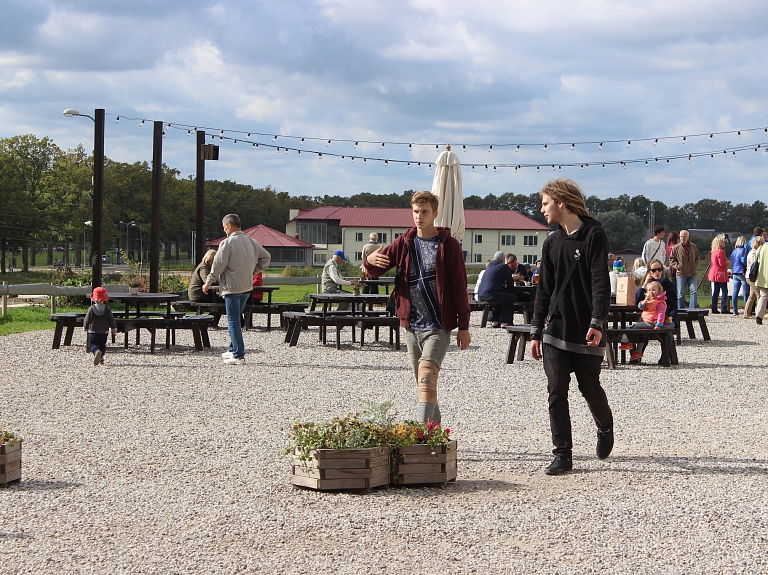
left=711, top=233, right=725, bottom=251
left=539, top=179, right=588, bottom=217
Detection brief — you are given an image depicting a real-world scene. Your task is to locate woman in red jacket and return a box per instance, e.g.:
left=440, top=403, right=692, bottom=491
left=708, top=234, right=729, bottom=314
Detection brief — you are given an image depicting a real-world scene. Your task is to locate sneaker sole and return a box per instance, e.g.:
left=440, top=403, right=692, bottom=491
left=93, top=350, right=102, bottom=366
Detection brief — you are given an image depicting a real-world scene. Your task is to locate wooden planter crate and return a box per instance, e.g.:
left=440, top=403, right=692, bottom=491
left=291, top=446, right=390, bottom=491
left=392, top=440, right=457, bottom=486
left=0, top=440, right=22, bottom=487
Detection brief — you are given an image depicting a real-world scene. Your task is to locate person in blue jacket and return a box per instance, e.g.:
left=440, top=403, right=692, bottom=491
left=730, top=236, right=749, bottom=316
left=477, top=251, right=517, bottom=327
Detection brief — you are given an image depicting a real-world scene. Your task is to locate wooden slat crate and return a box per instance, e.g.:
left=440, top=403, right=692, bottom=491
left=291, top=446, right=390, bottom=491
left=392, top=440, right=457, bottom=486
left=0, top=440, right=22, bottom=487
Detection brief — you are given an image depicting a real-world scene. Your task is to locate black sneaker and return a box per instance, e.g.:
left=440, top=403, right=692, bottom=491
left=596, top=428, right=614, bottom=459
left=545, top=455, right=573, bottom=475
left=757, top=318, right=763, bottom=325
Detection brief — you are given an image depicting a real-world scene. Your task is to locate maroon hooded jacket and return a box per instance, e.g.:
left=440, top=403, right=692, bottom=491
left=363, top=226, right=471, bottom=332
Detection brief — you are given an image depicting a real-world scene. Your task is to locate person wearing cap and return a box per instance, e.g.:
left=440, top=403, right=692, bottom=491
left=83, top=287, right=117, bottom=366
left=322, top=250, right=356, bottom=311
left=476, top=250, right=519, bottom=327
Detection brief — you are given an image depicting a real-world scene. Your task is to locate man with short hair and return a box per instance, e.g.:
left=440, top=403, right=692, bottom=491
left=203, top=214, right=271, bottom=365
left=322, top=250, right=355, bottom=310
left=529, top=178, right=613, bottom=475
left=642, top=225, right=667, bottom=265
left=669, top=230, right=701, bottom=310
left=477, top=251, right=518, bottom=328
left=361, top=233, right=381, bottom=294
left=365, top=191, right=471, bottom=424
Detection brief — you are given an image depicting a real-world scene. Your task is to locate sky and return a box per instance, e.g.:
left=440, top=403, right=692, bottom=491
left=1, top=0, right=767, bottom=206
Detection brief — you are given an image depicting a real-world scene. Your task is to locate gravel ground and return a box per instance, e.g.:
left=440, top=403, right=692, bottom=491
left=1, top=312, right=767, bottom=574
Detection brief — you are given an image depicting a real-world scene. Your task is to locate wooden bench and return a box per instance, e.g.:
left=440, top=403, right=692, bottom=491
left=50, top=312, right=86, bottom=349
left=116, top=314, right=214, bottom=353
left=283, top=312, right=401, bottom=350
left=605, top=326, right=678, bottom=368
left=505, top=324, right=532, bottom=363
left=674, top=308, right=711, bottom=344
left=173, top=300, right=306, bottom=330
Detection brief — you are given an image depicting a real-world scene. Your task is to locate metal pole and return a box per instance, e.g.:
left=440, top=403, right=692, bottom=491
left=195, top=130, right=206, bottom=266
left=150, top=121, right=162, bottom=292
left=92, top=108, right=105, bottom=289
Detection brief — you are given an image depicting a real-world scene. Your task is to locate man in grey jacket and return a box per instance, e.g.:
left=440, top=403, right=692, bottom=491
left=203, top=214, right=271, bottom=365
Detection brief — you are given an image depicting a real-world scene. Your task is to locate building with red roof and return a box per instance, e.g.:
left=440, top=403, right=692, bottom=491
left=285, top=207, right=550, bottom=268
left=207, top=224, right=314, bottom=267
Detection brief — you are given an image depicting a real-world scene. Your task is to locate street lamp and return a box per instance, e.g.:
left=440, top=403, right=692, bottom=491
left=131, top=223, right=143, bottom=275
left=64, top=108, right=105, bottom=289
left=84, top=220, right=92, bottom=268
left=119, top=220, right=134, bottom=263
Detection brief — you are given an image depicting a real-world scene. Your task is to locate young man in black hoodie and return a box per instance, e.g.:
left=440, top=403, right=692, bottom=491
left=529, top=179, right=614, bottom=475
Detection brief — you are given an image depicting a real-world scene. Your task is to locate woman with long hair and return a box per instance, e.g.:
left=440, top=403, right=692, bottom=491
left=730, top=236, right=749, bottom=316
left=666, top=231, right=679, bottom=280
left=744, top=236, right=765, bottom=319
left=708, top=234, right=728, bottom=314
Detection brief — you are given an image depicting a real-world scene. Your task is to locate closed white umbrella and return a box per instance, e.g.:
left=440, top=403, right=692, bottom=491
left=431, top=145, right=465, bottom=241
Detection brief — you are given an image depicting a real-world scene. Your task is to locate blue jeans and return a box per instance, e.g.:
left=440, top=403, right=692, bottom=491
left=731, top=273, right=749, bottom=312
left=676, top=275, right=698, bottom=309
left=711, top=282, right=728, bottom=313
left=225, top=292, right=251, bottom=358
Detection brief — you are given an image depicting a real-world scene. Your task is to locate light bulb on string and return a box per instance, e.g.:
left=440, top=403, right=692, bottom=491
left=586, top=163, right=590, bottom=170
left=351, top=157, right=355, bottom=163
left=571, top=143, right=575, bottom=150
left=187, top=130, right=191, bottom=137
left=385, top=160, right=389, bottom=167
left=666, top=159, right=670, bottom=164
left=558, top=166, right=562, bottom=172
left=219, top=136, right=223, bottom=142
left=598, top=142, right=602, bottom=149
left=516, top=145, right=520, bottom=152
left=276, top=147, right=280, bottom=153
left=340, top=155, right=343, bottom=160
left=380, top=143, right=385, bottom=150
left=409, top=143, right=412, bottom=151
left=297, top=149, right=300, bottom=155
left=627, top=141, right=631, bottom=148
left=166, top=123, right=172, bottom=130
left=354, top=141, right=358, bottom=148
left=364, top=158, right=367, bottom=164
left=435, top=144, right=439, bottom=150
left=655, top=158, right=659, bottom=163
left=115, top=116, right=120, bottom=123
left=418, top=162, right=421, bottom=168
left=140, top=119, right=145, bottom=127
left=552, top=165, right=555, bottom=171
left=537, top=166, right=540, bottom=172
left=234, top=140, right=237, bottom=145
left=488, top=145, right=492, bottom=152
left=220, top=130, right=224, bottom=137
left=247, top=133, right=251, bottom=139
left=654, top=138, right=658, bottom=146
left=738, top=131, right=742, bottom=138
left=485, top=165, right=488, bottom=171
left=193, top=127, right=198, bottom=132
left=407, top=162, right=411, bottom=168
left=462, top=145, right=466, bottom=152
left=602, top=164, right=606, bottom=170
left=252, top=143, right=258, bottom=149
left=493, top=166, right=497, bottom=172
left=581, top=164, right=584, bottom=170
left=210, top=135, right=214, bottom=140
left=428, top=164, right=432, bottom=170
left=318, top=153, right=322, bottom=159
left=285, top=148, right=288, bottom=154
left=162, top=131, right=166, bottom=138
left=327, top=140, right=331, bottom=147
left=300, top=137, right=304, bottom=144
left=689, top=154, right=692, bottom=162
left=472, top=165, right=475, bottom=171
left=711, top=154, right=715, bottom=160
left=709, top=134, right=713, bottom=141
left=542, top=144, right=547, bottom=152
left=272, top=135, right=277, bottom=141
left=683, top=136, right=686, bottom=144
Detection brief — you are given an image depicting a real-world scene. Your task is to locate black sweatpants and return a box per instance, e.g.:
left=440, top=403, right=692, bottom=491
left=543, top=344, right=613, bottom=457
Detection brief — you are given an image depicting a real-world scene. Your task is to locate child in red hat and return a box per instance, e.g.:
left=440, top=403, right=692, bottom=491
left=83, top=287, right=117, bottom=365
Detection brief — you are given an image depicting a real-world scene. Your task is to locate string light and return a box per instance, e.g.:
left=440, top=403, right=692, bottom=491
left=516, top=145, right=520, bottom=152
left=327, top=140, right=331, bottom=146
left=252, top=143, right=258, bottom=149
left=599, top=142, right=602, bottom=149
left=485, top=165, right=488, bottom=171
left=385, top=160, right=389, bottom=166
left=272, top=135, right=277, bottom=141
left=407, top=162, right=411, bottom=168
left=654, top=138, right=658, bottom=146
left=435, top=144, right=439, bottom=150
left=462, top=145, right=466, bottom=152
left=354, top=141, right=358, bottom=148
left=364, top=158, right=367, bottom=164
left=409, top=143, right=412, bottom=151
left=683, top=136, right=686, bottom=143
left=493, top=166, right=497, bottom=172
left=380, top=143, right=385, bottom=149
left=571, top=143, right=575, bottom=150
left=542, top=144, right=547, bottom=151
left=472, top=165, right=475, bottom=171
left=115, top=116, right=120, bottom=123
left=429, top=164, right=432, bottom=170
left=738, top=131, right=742, bottom=138
left=627, top=141, right=631, bottom=148
left=689, top=154, right=692, bottom=162
left=602, top=164, right=606, bottom=170
left=234, top=140, right=237, bottom=145
left=247, top=132, right=251, bottom=139
left=187, top=130, right=191, bottom=136
left=300, top=137, right=304, bottom=144
left=488, top=145, right=493, bottom=152
left=621, top=161, right=626, bottom=169
left=318, top=153, right=322, bottom=159
left=709, top=134, right=713, bottom=141
left=220, top=130, right=224, bottom=137
left=140, top=120, right=144, bottom=126
left=351, top=157, right=355, bottom=163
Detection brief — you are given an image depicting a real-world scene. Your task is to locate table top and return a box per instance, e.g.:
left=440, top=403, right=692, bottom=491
left=109, top=292, right=180, bottom=303
left=210, top=286, right=279, bottom=292
left=362, top=278, right=395, bottom=285
left=310, top=293, right=389, bottom=303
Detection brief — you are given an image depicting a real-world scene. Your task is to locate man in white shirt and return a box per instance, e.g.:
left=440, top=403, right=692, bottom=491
left=322, top=250, right=355, bottom=311
left=642, top=225, right=667, bottom=266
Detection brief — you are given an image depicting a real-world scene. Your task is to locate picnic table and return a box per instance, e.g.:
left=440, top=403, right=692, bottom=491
left=360, top=278, right=395, bottom=294
left=309, top=293, right=389, bottom=316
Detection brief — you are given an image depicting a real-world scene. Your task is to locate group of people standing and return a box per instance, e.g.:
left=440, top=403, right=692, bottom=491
left=638, top=225, right=768, bottom=325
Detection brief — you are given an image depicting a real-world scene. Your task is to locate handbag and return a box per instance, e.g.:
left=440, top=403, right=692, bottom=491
left=748, top=247, right=761, bottom=283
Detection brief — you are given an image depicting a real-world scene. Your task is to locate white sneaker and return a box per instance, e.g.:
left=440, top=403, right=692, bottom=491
left=221, top=351, right=234, bottom=359
left=93, top=350, right=102, bottom=366
left=223, top=357, right=245, bottom=365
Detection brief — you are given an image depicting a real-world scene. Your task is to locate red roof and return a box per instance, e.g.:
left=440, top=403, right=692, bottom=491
left=207, top=224, right=314, bottom=248
left=294, top=207, right=549, bottom=231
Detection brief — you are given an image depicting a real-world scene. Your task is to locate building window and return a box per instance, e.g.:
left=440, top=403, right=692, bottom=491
left=298, top=224, right=326, bottom=245
left=474, top=253, right=483, bottom=263
left=394, top=233, right=401, bottom=240
left=523, top=254, right=537, bottom=264
left=270, top=248, right=303, bottom=262
left=379, top=233, right=388, bottom=244
left=524, top=235, right=538, bottom=246
left=314, top=253, right=326, bottom=264
left=328, top=225, right=342, bottom=244
left=501, top=234, right=514, bottom=246
left=474, top=234, right=483, bottom=244
left=354, top=252, right=363, bottom=261
left=355, top=232, right=363, bottom=242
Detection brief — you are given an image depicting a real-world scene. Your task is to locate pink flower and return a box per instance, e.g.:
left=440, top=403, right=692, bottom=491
left=444, top=428, right=450, bottom=434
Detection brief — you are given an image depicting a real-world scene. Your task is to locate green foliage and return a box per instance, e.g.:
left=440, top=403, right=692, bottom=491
left=598, top=210, right=646, bottom=252
left=338, top=259, right=364, bottom=278
left=159, top=273, right=188, bottom=293
left=281, top=265, right=317, bottom=277
left=0, top=304, right=88, bottom=336
left=0, top=429, right=21, bottom=445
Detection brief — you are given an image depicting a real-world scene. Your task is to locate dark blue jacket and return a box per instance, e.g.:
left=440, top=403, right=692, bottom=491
left=635, top=275, right=678, bottom=322
left=477, top=260, right=514, bottom=300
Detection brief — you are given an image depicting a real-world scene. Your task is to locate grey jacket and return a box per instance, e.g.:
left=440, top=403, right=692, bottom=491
left=205, top=231, right=271, bottom=295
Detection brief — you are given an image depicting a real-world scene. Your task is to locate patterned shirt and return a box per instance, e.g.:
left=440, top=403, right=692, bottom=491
left=409, top=235, right=443, bottom=331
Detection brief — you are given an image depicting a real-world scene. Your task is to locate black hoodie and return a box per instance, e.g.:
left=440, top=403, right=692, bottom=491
left=530, top=216, right=610, bottom=356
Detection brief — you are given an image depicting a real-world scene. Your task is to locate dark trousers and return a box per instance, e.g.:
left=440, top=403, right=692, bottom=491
left=487, top=292, right=518, bottom=324
left=88, top=332, right=108, bottom=355
left=543, top=345, right=613, bottom=457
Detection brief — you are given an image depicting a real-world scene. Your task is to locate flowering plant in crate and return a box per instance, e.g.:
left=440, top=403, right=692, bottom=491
left=389, top=419, right=452, bottom=456
left=1, top=427, right=23, bottom=487
left=282, top=415, right=391, bottom=463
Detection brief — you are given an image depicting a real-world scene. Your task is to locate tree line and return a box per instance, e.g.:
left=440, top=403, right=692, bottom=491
left=2, top=133, right=765, bottom=272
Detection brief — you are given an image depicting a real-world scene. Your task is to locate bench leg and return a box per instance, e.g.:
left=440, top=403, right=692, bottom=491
left=52, top=323, right=64, bottom=349
left=676, top=322, right=681, bottom=344
left=515, top=335, right=527, bottom=361
left=336, top=323, right=342, bottom=350
left=290, top=320, right=302, bottom=346
left=63, top=326, right=75, bottom=347
left=699, top=317, right=711, bottom=341
left=506, top=333, right=518, bottom=364
left=191, top=326, right=203, bottom=351
left=395, top=326, right=401, bottom=351
left=200, top=326, right=211, bottom=348
left=480, top=307, right=489, bottom=327
left=150, top=327, right=156, bottom=353
left=685, top=319, right=696, bottom=339
left=605, top=344, right=616, bottom=369
left=266, top=311, right=272, bottom=331
left=284, top=319, right=295, bottom=343
left=659, top=336, right=671, bottom=367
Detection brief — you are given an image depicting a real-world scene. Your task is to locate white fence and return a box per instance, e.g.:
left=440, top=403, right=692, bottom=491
left=0, top=282, right=128, bottom=315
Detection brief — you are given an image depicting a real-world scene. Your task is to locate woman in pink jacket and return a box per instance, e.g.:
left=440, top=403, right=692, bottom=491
left=708, top=234, right=729, bottom=314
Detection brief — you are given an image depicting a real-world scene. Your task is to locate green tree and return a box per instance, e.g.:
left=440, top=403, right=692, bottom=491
left=596, top=210, right=645, bottom=252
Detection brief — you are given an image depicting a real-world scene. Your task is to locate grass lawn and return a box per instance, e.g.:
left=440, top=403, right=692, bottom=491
left=0, top=305, right=88, bottom=336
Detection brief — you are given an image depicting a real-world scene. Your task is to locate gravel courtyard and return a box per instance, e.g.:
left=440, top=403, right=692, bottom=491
left=1, top=312, right=767, bottom=574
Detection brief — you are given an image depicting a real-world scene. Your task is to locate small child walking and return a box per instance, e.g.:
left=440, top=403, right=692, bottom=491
left=83, top=287, right=117, bottom=366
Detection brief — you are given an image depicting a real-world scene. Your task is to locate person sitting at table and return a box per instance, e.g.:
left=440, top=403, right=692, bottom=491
left=477, top=251, right=517, bottom=328
left=250, top=272, right=265, bottom=304
left=322, top=250, right=356, bottom=311
left=474, top=259, right=492, bottom=301
left=188, top=249, right=219, bottom=302
left=361, top=233, right=381, bottom=294
left=626, top=259, right=678, bottom=364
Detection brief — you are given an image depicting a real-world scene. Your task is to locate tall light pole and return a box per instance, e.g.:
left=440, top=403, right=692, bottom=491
left=64, top=108, right=105, bottom=289
left=84, top=220, right=92, bottom=268
left=119, top=220, right=134, bottom=264
left=131, top=223, right=143, bottom=275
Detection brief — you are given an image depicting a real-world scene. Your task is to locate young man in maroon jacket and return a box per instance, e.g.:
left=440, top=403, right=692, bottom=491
left=365, top=191, right=471, bottom=424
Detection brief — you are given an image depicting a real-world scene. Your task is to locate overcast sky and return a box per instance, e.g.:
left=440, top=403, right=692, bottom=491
left=2, top=0, right=767, bottom=205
